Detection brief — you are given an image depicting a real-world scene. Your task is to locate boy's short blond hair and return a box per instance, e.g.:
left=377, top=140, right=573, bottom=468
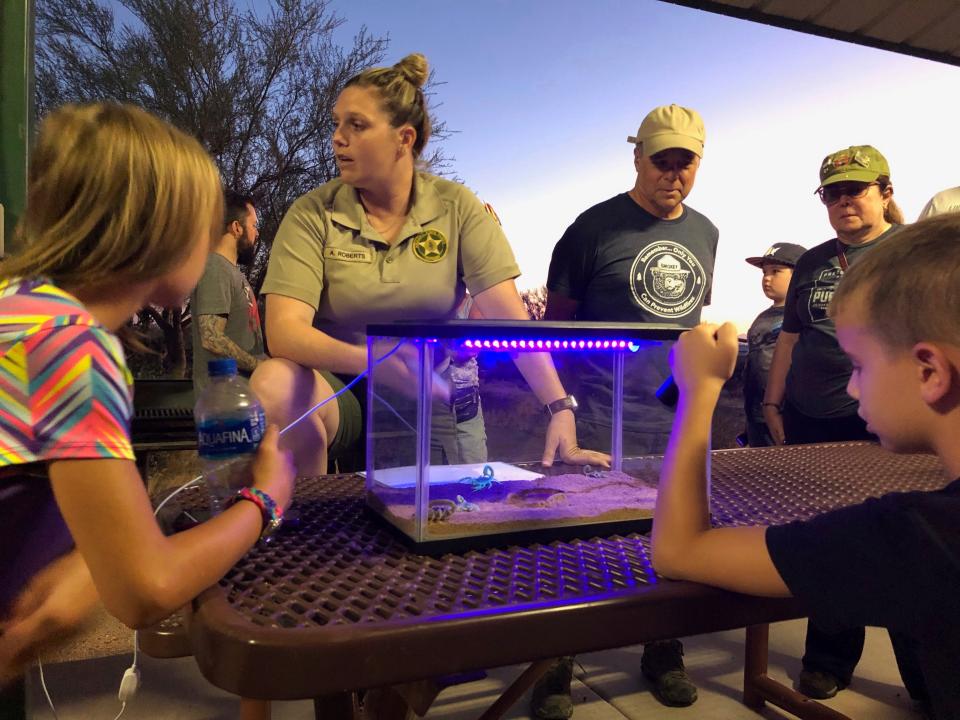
left=830, top=214, right=960, bottom=349
left=3, top=103, right=223, bottom=291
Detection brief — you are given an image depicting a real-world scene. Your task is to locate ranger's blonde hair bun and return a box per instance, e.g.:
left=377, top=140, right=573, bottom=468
left=346, top=53, right=432, bottom=157
left=394, top=53, right=429, bottom=89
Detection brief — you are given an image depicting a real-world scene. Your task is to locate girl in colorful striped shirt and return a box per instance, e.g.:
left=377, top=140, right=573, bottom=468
left=0, top=103, right=295, bottom=688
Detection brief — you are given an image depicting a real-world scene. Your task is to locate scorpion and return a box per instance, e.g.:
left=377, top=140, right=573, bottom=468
left=457, top=463, right=498, bottom=492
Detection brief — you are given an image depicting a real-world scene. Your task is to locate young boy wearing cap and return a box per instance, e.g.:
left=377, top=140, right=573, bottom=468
left=742, top=243, right=805, bottom=447
left=537, top=105, right=718, bottom=714
left=652, top=215, right=960, bottom=719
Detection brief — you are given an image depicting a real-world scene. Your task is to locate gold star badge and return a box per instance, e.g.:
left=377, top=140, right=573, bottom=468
left=412, top=229, right=448, bottom=263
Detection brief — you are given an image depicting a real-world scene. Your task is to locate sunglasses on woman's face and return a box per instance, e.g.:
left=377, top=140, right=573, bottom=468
left=817, top=182, right=878, bottom=205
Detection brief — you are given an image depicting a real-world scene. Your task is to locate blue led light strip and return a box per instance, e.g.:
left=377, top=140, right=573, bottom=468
left=458, top=338, right=656, bottom=352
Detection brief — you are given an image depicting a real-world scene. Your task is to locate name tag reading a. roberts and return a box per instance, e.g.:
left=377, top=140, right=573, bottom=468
left=324, top=247, right=373, bottom=264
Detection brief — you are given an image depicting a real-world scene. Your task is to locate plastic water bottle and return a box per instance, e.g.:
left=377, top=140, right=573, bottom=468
left=195, top=358, right=266, bottom=513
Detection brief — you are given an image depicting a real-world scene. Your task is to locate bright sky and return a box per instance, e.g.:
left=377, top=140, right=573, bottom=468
left=269, top=0, right=960, bottom=329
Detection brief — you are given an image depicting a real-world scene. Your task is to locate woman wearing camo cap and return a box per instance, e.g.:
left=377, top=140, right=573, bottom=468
left=761, top=145, right=928, bottom=706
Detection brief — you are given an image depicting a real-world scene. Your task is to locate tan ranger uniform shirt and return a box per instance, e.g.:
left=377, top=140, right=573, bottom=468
left=262, top=172, right=520, bottom=345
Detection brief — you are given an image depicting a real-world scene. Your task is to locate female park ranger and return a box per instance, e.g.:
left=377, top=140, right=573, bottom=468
left=253, top=53, right=607, bottom=476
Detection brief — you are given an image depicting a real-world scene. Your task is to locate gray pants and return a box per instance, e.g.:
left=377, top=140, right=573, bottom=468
left=431, top=400, right=488, bottom=465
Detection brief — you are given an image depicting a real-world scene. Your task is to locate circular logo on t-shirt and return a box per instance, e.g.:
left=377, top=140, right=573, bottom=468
left=629, top=242, right=707, bottom=319
left=412, top=229, right=448, bottom=263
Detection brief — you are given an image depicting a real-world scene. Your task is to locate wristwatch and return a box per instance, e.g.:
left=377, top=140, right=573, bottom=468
left=545, top=394, right=578, bottom=416
left=234, top=487, right=284, bottom=541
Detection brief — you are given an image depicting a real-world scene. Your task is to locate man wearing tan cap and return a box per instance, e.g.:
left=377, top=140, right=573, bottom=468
left=546, top=104, right=715, bottom=328
left=535, top=105, right=718, bottom=716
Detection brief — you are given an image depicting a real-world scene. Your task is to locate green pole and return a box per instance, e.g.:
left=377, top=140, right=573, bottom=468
left=0, top=0, right=35, bottom=257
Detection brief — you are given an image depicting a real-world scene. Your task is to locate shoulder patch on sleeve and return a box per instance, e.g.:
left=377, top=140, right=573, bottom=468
left=482, top=202, right=503, bottom=226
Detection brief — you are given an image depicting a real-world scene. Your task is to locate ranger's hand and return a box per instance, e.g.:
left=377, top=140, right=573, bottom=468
left=373, top=340, right=451, bottom=404
left=541, top=410, right=611, bottom=468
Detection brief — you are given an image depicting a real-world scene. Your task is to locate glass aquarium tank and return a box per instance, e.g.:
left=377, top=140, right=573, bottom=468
left=364, top=320, right=683, bottom=551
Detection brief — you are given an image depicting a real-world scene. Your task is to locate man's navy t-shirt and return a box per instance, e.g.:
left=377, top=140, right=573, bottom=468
left=547, top=193, right=718, bottom=434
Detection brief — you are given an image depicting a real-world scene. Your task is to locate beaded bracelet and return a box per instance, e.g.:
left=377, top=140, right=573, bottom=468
left=762, top=402, right=783, bottom=411
left=235, top=487, right=283, bottom=541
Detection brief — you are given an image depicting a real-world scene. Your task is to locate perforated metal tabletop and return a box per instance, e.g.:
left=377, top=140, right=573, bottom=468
left=180, top=442, right=945, bottom=700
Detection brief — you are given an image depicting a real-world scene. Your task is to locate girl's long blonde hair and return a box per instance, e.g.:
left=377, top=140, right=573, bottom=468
left=3, top=102, right=223, bottom=291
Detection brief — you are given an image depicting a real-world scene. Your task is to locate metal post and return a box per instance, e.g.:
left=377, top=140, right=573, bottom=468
left=0, top=0, right=35, bottom=255
left=612, top=350, right=624, bottom=472
left=415, top=340, right=433, bottom=542
left=365, top=336, right=375, bottom=483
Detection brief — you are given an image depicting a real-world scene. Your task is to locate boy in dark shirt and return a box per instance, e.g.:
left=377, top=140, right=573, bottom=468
left=651, top=215, right=960, bottom=719
left=742, top=243, right=805, bottom=446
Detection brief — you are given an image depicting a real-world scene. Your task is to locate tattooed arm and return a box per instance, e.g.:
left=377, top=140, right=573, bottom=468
left=197, top=314, right=261, bottom=372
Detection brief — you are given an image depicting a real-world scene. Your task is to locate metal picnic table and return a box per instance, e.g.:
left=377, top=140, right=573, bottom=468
left=142, top=442, right=947, bottom=720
